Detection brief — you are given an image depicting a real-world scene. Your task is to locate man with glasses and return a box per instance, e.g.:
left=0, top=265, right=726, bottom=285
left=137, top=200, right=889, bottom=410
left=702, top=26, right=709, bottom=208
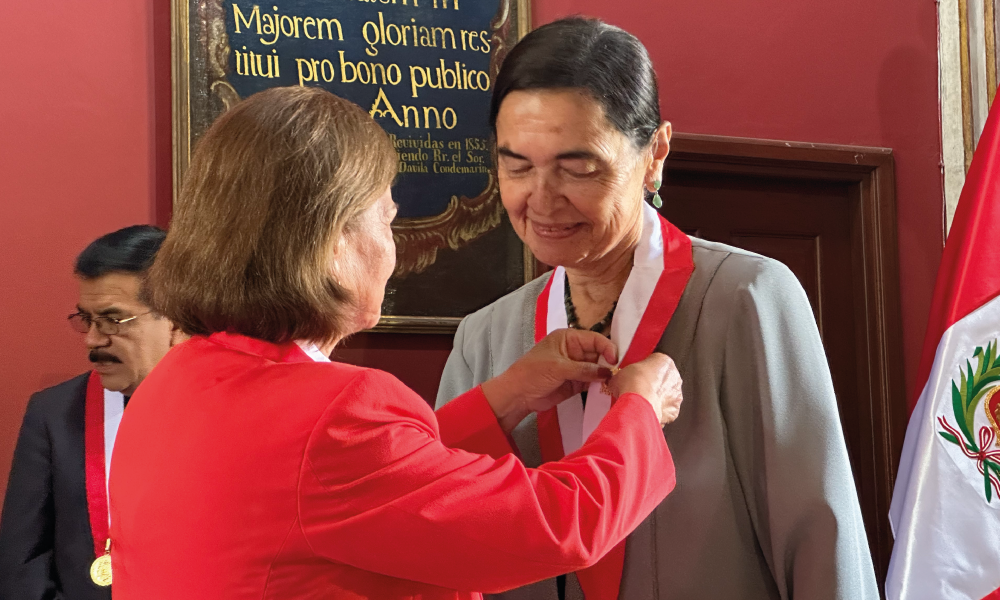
left=0, top=225, right=185, bottom=600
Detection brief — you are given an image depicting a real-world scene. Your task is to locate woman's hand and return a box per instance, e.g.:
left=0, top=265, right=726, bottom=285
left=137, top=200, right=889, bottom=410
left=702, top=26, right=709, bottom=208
left=605, top=353, right=683, bottom=425
left=481, top=329, right=618, bottom=433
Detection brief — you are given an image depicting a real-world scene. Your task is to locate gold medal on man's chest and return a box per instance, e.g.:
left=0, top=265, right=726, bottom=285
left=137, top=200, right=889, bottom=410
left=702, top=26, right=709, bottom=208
left=90, top=554, right=112, bottom=586
left=90, top=539, right=112, bottom=586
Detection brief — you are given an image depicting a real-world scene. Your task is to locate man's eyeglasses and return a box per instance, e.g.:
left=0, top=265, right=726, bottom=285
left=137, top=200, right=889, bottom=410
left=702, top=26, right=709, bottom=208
left=68, top=312, right=151, bottom=336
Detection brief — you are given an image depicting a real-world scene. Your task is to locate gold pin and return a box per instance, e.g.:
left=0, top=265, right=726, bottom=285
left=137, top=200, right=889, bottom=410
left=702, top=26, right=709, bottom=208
left=601, top=366, right=621, bottom=396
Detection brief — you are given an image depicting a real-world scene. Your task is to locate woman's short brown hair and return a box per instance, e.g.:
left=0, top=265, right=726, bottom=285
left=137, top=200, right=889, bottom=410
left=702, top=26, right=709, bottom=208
left=148, top=86, right=397, bottom=344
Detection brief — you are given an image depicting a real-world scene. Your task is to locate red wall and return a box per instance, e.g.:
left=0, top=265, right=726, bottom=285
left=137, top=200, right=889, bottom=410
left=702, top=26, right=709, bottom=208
left=0, top=0, right=173, bottom=499
left=0, top=0, right=941, bottom=501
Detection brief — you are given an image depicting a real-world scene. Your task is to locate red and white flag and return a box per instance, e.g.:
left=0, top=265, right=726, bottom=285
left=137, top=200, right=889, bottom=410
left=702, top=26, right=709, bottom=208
left=887, top=94, right=1000, bottom=599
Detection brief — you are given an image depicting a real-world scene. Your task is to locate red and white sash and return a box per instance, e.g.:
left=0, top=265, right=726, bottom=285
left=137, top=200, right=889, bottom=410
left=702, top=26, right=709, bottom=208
left=84, top=372, right=126, bottom=564
left=533, top=203, right=694, bottom=600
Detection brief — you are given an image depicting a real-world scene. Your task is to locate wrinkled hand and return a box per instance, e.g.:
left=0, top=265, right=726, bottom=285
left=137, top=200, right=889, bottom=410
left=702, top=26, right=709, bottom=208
left=481, top=329, right=618, bottom=433
left=604, top=353, right=683, bottom=425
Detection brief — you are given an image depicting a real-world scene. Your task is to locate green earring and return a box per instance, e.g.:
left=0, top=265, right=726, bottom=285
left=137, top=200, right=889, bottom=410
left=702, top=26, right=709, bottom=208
left=651, top=179, right=663, bottom=208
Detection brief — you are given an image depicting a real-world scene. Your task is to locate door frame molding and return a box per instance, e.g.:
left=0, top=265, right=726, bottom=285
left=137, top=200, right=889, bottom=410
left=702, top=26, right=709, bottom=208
left=666, top=132, right=904, bottom=589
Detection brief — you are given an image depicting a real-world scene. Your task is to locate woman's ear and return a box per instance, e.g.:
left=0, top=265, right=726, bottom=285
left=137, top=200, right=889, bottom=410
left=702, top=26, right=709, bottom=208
left=329, top=229, right=347, bottom=256
left=327, top=229, right=349, bottom=278
left=169, top=323, right=190, bottom=347
left=646, top=121, right=672, bottom=192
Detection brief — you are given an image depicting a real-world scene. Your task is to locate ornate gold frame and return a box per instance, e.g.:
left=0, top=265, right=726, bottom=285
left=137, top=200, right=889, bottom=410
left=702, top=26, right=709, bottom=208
left=171, top=0, right=533, bottom=333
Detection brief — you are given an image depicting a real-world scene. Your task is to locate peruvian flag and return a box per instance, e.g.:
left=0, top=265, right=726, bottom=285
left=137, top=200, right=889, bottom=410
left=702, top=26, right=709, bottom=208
left=886, top=96, right=1000, bottom=598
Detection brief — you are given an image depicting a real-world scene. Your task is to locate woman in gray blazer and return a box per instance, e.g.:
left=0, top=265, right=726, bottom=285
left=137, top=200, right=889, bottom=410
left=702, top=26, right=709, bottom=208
left=436, top=16, right=879, bottom=600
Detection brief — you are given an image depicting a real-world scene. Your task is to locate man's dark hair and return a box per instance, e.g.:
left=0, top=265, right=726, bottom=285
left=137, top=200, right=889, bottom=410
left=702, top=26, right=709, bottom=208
left=489, top=16, right=661, bottom=148
left=74, top=225, right=167, bottom=279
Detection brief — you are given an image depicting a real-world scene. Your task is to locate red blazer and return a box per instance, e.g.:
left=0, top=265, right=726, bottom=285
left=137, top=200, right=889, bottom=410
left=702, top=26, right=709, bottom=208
left=109, top=332, right=674, bottom=599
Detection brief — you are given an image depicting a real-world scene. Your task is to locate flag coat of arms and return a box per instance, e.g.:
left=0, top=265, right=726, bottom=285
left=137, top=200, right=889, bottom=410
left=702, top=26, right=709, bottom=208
left=887, top=91, right=1000, bottom=599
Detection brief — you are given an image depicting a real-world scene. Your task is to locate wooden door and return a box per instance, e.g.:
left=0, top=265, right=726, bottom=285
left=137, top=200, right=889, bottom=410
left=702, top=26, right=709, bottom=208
left=661, top=134, right=906, bottom=594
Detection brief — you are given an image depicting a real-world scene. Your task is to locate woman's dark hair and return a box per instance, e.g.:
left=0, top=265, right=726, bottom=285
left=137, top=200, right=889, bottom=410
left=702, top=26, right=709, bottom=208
left=490, top=16, right=661, bottom=148
left=75, top=225, right=167, bottom=279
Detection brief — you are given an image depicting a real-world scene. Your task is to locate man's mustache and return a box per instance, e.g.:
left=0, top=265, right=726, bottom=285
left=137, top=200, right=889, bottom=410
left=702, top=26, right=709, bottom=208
left=89, top=350, right=122, bottom=364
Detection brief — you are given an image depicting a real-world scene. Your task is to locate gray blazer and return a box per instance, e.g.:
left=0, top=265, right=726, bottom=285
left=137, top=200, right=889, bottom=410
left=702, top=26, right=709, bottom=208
left=436, top=238, right=879, bottom=600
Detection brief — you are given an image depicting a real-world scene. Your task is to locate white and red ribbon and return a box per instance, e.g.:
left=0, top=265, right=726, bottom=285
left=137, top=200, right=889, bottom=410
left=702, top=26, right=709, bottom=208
left=538, top=203, right=692, bottom=452
left=534, top=202, right=693, bottom=600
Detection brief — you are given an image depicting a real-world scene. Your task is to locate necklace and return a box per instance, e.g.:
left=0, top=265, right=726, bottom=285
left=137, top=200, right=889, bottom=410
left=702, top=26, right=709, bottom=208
left=564, top=273, right=617, bottom=337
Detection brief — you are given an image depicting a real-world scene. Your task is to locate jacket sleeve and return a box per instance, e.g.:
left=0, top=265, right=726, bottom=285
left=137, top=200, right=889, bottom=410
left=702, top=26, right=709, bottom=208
left=298, top=370, right=675, bottom=594
left=0, top=396, right=65, bottom=600
left=434, top=315, right=520, bottom=460
left=433, top=314, right=515, bottom=458
left=435, top=387, right=515, bottom=459
left=435, top=314, right=479, bottom=410
left=719, top=257, right=878, bottom=600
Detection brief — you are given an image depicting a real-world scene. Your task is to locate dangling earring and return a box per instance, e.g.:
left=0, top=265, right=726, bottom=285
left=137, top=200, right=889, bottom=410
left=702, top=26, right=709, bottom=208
left=651, top=179, right=663, bottom=208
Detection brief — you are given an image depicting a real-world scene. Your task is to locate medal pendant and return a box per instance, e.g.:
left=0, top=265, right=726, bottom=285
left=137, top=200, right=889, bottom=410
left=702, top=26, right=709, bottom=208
left=90, top=553, right=112, bottom=586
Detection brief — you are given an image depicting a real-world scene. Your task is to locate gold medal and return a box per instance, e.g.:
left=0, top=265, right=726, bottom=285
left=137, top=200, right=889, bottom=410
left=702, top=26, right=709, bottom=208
left=90, top=539, right=112, bottom=587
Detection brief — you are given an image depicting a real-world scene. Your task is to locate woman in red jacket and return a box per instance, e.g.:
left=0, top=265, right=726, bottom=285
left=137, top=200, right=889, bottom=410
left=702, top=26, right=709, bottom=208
left=108, top=86, right=683, bottom=600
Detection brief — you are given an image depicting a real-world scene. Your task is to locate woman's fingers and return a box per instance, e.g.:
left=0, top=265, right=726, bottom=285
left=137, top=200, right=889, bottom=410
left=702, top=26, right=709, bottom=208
left=483, top=329, right=622, bottom=431
left=487, top=330, right=683, bottom=431
left=608, top=353, right=684, bottom=425
left=559, top=329, right=618, bottom=365
left=555, top=360, right=614, bottom=384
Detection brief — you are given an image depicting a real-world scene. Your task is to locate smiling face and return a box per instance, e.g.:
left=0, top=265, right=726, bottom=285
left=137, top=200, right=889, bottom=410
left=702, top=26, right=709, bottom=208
left=332, top=186, right=398, bottom=334
left=77, top=272, right=176, bottom=395
left=495, top=89, right=656, bottom=270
